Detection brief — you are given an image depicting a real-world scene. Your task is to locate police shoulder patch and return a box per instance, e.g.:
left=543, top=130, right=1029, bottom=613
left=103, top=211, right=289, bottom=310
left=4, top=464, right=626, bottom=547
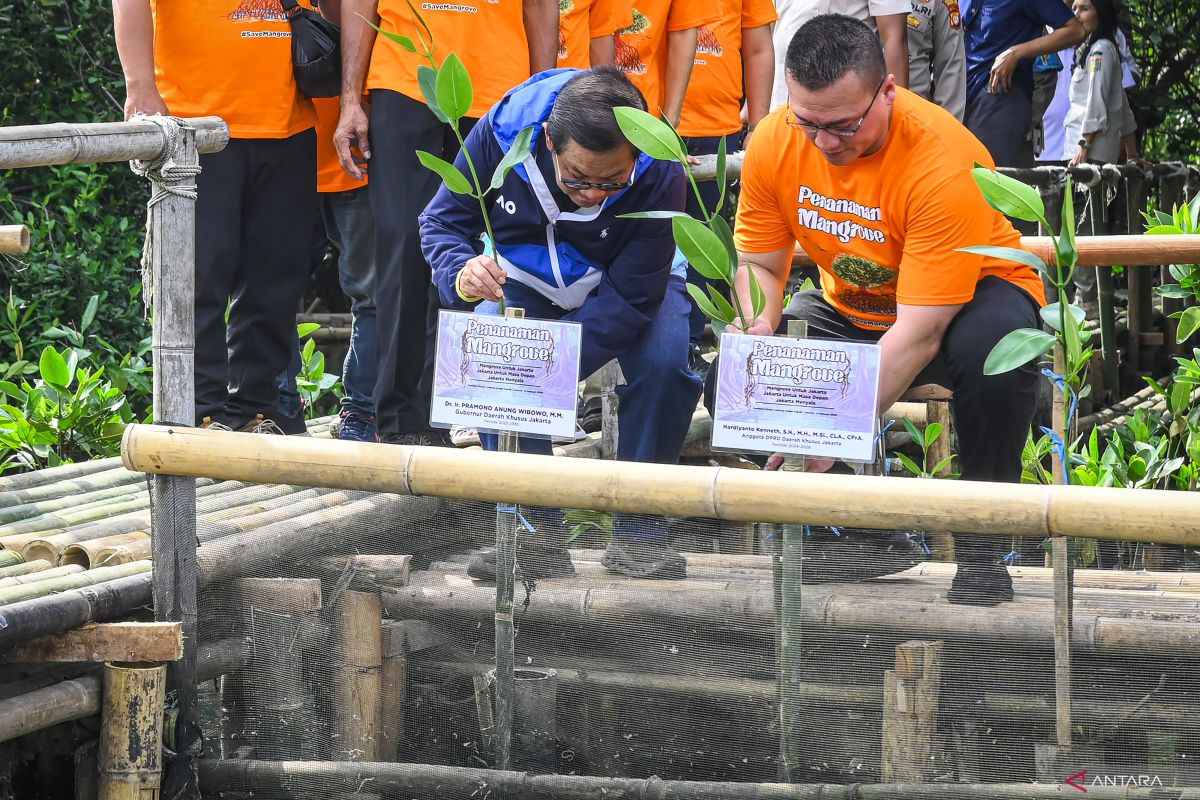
left=1088, top=52, right=1103, bottom=73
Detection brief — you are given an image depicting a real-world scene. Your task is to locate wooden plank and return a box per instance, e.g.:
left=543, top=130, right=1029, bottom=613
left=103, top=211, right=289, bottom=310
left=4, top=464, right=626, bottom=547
left=230, top=578, right=322, bottom=612
left=380, top=620, right=441, bottom=658
left=0, top=622, right=183, bottom=663
left=881, top=640, right=943, bottom=782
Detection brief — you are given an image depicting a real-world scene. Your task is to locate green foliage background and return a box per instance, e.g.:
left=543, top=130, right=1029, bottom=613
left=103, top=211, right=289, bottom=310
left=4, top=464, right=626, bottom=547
left=0, top=2, right=148, bottom=365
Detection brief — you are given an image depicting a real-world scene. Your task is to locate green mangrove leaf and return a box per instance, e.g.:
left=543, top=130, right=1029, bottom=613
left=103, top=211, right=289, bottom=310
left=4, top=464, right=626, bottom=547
left=613, top=107, right=686, bottom=162
left=970, top=166, right=1046, bottom=223
left=1177, top=306, right=1200, bottom=343
left=983, top=328, right=1055, bottom=375
left=416, top=65, right=448, bottom=123
left=748, top=265, right=766, bottom=320
left=924, top=421, right=943, bottom=449
left=957, top=245, right=1049, bottom=278
left=416, top=150, right=474, bottom=195
left=705, top=284, right=737, bottom=323
left=297, top=322, right=321, bottom=338
left=1057, top=176, right=1076, bottom=271
left=490, top=126, right=535, bottom=190
left=687, top=282, right=732, bottom=327
left=1038, top=302, right=1086, bottom=332
left=1145, top=224, right=1183, bottom=236
left=714, top=133, right=728, bottom=216
left=672, top=216, right=728, bottom=281
left=710, top=215, right=737, bottom=278
left=434, top=53, right=473, bottom=122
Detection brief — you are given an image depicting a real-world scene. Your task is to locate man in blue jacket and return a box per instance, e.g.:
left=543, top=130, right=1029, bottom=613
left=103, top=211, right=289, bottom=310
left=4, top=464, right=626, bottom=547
left=420, top=67, right=702, bottom=580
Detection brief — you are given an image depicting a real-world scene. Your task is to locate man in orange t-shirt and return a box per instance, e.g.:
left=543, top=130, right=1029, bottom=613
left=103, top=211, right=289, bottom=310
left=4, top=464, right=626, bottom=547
left=113, top=0, right=318, bottom=434
left=728, top=15, right=1044, bottom=606
left=612, top=0, right=720, bottom=125
left=559, top=0, right=633, bottom=68
left=336, top=0, right=559, bottom=445
left=675, top=0, right=776, bottom=353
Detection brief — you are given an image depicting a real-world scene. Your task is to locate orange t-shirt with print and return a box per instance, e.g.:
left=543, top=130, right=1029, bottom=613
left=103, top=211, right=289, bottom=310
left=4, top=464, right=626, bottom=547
left=313, top=97, right=366, bottom=194
left=151, top=0, right=315, bottom=139
left=559, top=0, right=634, bottom=68
left=677, top=0, right=776, bottom=137
left=613, top=0, right=720, bottom=118
left=368, top=0, right=530, bottom=119
left=735, top=88, right=1046, bottom=331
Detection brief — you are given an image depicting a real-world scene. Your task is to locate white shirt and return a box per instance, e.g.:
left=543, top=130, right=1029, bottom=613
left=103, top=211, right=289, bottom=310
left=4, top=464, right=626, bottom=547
left=771, top=0, right=913, bottom=108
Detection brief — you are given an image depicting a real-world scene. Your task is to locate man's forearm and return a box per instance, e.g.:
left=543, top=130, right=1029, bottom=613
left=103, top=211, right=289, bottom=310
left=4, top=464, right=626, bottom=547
left=662, top=28, right=698, bottom=125
left=112, top=0, right=156, bottom=92
left=341, top=0, right=379, bottom=104
left=732, top=249, right=791, bottom=332
left=877, top=14, right=909, bottom=88
left=589, top=34, right=616, bottom=67
left=741, top=27, right=774, bottom=128
left=1013, top=18, right=1085, bottom=60
left=524, top=0, right=560, bottom=74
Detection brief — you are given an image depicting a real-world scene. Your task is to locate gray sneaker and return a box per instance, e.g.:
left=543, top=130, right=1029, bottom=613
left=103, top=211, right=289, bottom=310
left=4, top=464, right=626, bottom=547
left=601, top=539, right=687, bottom=580
left=467, top=542, right=576, bottom=582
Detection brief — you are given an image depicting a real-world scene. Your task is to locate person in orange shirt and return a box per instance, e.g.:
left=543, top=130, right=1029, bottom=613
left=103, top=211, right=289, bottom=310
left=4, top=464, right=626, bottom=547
left=612, top=0, right=720, bottom=125
left=336, top=0, right=560, bottom=446
left=113, top=0, right=318, bottom=434
left=559, top=0, right=633, bottom=68
left=676, top=0, right=776, bottom=357
left=726, top=15, right=1045, bottom=606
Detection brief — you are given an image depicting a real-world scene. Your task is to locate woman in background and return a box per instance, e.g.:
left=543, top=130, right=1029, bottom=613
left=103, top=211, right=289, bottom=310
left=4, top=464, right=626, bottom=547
left=1063, top=0, right=1136, bottom=166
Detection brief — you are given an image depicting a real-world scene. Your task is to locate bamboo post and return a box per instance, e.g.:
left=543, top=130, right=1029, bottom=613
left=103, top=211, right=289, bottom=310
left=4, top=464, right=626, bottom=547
left=0, top=224, right=30, bottom=254
left=333, top=590, right=382, bottom=797
left=98, top=662, right=166, bottom=800
left=491, top=306, right=525, bottom=770
left=135, top=116, right=204, bottom=800
left=881, top=640, right=943, bottom=782
left=1052, top=539, right=1072, bottom=749
left=599, top=361, right=621, bottom=459
left=380, top=625, right=408, bottom=762
left=778, top=319, right=807, bottom=782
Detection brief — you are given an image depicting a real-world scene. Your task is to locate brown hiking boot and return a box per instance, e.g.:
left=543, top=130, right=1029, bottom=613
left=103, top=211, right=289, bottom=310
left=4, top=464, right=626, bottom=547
left=199, top=417, right=233, bottom=431
left=236, top=414, right=285, bottom=435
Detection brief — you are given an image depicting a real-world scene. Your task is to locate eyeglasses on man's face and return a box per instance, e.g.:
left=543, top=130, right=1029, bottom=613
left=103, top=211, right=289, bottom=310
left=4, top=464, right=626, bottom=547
left=786, top=77, right=886, bottom=139
left=552, top=150, right=634, bottom=192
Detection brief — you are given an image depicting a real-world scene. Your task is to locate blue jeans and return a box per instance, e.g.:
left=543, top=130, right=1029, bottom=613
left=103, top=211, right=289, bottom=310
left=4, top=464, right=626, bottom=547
left=323, top=186, right=379, bottom=416
left=477, top=277, right=702, bottom=543
left=276, top=186, right=379, bottom=418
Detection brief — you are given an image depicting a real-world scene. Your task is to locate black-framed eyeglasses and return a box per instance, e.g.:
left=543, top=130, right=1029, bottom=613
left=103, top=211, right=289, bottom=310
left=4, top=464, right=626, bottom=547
left=552, top=150, right=634, bottom=192
left=786, top=78, right=886, bottom=138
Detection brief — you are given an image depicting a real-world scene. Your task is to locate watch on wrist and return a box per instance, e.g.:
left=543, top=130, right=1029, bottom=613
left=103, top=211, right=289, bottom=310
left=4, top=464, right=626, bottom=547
left=1078, top=138, right=1089, bottom=149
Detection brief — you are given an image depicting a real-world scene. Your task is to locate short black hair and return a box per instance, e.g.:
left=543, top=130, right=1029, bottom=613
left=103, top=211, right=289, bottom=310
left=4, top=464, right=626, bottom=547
left=785, top=14, right=887, bottom=92
left=547, top=66, right=648, bottom=153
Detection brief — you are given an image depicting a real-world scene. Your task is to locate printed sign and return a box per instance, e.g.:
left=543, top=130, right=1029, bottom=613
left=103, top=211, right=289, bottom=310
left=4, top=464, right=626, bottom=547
left=431, top=310, right=582, bottom=438
left=711, top=333, right=883, bottom=461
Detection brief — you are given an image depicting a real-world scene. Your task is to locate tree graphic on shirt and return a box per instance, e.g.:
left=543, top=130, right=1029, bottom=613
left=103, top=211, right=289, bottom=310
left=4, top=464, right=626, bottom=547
left=614, top=9, right=649, bottom=74
left=696, top=25, right=722, bottom=56
left=830, top=253, right=899, bottom=316
left=228, top=0, right=286, bottom=22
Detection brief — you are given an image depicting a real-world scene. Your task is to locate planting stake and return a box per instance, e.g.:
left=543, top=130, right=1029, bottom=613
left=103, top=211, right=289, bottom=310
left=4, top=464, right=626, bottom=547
left=494, top=306, right=525, bottom=770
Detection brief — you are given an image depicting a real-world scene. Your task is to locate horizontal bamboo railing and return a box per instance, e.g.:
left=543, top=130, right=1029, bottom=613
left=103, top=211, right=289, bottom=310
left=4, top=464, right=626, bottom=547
left=122, top=425, right=1200, bottom=547
left=0, top=117, right=229, bottom=169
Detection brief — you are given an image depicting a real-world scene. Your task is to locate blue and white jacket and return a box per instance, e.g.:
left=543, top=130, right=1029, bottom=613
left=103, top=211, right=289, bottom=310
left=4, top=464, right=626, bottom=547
left=419, top=69, right=686, bottom=377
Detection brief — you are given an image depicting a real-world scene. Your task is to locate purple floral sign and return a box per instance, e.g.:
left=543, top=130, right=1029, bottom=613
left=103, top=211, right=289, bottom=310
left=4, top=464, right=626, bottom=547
left=711, top=333, right=882, bottom=461
left=431, top=310, right=582, bottom=438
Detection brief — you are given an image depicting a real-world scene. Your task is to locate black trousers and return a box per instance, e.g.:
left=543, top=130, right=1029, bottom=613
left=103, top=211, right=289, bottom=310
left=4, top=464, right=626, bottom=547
left=706, top=276, right=1040, bottom=562
left=194, top=130, right=317, bottom=427
left=368, top=90, right=476, bottom=438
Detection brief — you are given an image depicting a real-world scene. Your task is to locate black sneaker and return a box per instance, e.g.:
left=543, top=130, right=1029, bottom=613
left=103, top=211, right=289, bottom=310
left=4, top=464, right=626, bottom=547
left=947, top=562, right=1014, bottom=606
left=467, top=542, right=576, bottom=582
left=334, top=410, right=377, bottom=442
left=798, top=527, right=927, bottom=583
left=601, top=539, right=687, bottom=580
left=382, top=429, right=455, bottom=447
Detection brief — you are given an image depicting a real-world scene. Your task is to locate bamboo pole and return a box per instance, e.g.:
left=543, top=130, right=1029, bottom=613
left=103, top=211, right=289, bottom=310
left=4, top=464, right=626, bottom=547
left=0, top=563, right=84, bottom=587
left=0, top=558, right=52, bottom=578
left=98, top=662, right=166, bottom=800
left=0, top=572, right=152, bottom=649
left=0, top=225, right=28, bottom=254
left=0, top=560, right=151, bottom=606
left=198, top=759, right=1200, bottom=799
left=0, top=457, right=123, bottom=495
left=0, top=118, right=229, bottom=169
left=0, top=481, right=148, bottom=526
left=93, top=538, right=153, bottom=567
left=333, top=590, right=382, bottom=796
left=881, top=641, right=943, bottom=782
left=122, top=425, right=1200, bottom=547
left=0, top=550, right=22, bottom=568
left=24, top=530, right=149, bottom=566
left=0, top=674, right=101, bottom=742
left=61, top=532, right=151, bottom=569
